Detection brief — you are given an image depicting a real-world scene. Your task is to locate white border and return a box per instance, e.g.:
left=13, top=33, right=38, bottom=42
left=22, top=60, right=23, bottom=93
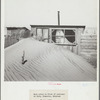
left=1, top=0, right=99, bottom=100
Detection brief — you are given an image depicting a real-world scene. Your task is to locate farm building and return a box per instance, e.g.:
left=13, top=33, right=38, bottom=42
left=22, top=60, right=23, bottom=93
left=30, top=25, right=85, bottom=55
left=5, top=27, right=29, bottom=48
left=6, top=27, right=28, bottom=36
left=80, top=27, right=97, bottom=67
left=30, top=25, right=97, bottom=67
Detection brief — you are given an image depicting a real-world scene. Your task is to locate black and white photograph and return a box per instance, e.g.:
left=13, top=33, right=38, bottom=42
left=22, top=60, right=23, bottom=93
left=4, top=0, right=98, bottom=81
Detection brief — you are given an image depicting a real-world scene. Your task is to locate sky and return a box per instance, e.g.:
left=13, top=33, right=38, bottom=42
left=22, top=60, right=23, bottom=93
left=4, top=0, right=97, bottom=29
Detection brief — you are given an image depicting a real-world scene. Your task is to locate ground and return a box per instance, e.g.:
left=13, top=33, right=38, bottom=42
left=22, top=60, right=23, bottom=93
left=4, top=38, right=96, bottom=81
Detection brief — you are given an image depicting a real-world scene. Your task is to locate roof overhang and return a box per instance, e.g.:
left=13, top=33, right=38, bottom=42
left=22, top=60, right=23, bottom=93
left=6, top=27, right=28, bottom=30
left=30, top=25, right=85, bottom=29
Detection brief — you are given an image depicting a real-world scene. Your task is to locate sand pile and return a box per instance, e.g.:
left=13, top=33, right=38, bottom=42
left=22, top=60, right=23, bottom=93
left=4, top=38, right=96, bottom=81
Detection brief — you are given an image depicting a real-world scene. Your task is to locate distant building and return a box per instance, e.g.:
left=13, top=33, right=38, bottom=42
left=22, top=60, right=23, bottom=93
left=30, top=25, right=85, bottom=54
left=5, top=27, right=29, bottom=48
left=6, top=27, right=29, bottom=37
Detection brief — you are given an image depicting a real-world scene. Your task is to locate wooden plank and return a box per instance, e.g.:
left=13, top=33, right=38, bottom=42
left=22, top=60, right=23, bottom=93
left=72, top=46, right=78, bottom=54
left=81, top=48, right=97, bottom=51
left=81, top=35, right=97, bottom=39
left=81, top=47, right=97, bottom=50
left=55, top=43, right=77, bottom=46
left=81, top=38, right=97, bottom=40
left=81, top=34, right=97, bottom=36
left=80, top=44, right=97, bottom=46
left=80, top=45, right=97, bottom=49
left=80, top=52, right=97, bottom=55
left=80, top=43, right=97, bottom=45
left=81, top=39, right=97, bottom=43
left=80, top=41, right=97, bottom=44
left=81, top=35, right=97, bottom=38
left=80, top=49, right=97, bottom=53
left=77, top=32, right=81, bottom=55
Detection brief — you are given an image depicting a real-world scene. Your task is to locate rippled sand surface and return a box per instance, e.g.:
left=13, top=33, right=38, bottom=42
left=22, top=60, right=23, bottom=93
left=4, top=38, right=96, bottom=81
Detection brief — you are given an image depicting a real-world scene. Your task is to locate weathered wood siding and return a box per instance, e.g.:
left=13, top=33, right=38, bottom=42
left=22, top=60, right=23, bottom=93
left=5, top=35, right=19, bottom=48
left=80, top=28, right=97, bottom=67
left=5, top=29, right=27, bottom=48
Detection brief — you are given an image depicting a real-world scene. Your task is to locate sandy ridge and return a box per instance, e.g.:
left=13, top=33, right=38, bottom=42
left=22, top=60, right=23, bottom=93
left=4, top=38, right=96, bottom=81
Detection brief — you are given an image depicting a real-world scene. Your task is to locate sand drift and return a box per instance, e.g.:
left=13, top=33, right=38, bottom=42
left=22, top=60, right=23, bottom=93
left=4, top=38, right=96, bottom=81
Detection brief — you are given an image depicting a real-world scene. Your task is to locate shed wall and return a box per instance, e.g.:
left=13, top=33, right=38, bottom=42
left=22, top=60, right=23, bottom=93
left=80, top=28, right=97, bottom=67
left=5, top=29, right=27, bottom=48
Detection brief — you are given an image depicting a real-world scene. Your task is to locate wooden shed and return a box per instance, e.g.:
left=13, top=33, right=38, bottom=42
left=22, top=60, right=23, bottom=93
left=30, top=25, right=85, bottom=54
left=5, top=27, right=29, bottom=48
left=6, top=27, right=28, bottom=36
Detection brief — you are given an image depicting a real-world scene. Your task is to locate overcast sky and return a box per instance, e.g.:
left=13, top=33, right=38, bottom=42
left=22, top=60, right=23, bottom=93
left=5, top=0, right=97, bottom=29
